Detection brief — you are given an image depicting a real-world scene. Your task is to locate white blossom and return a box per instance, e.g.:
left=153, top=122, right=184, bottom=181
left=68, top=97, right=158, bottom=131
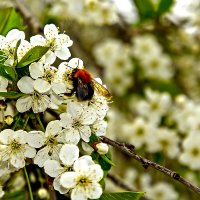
left=16, top=76, right=61, bottom=113
left=60, top=156, right=103, bottom=200
left=60, top=101, right=97, bottom=144
left=179, top=132, right=200, bottom=170
left=0, top=29, right=25, bottom=66
left=146, top=128, right=180, bottom=159
left=44, top=144, right=79, bottom=194
left=27, top=120, right=65, bottom=167
left=136, top=89, right=172, bottom=125
left=30, top=24, right=73, bottom=64
left=122, top=117, right=155, bottom=149
left=29, top=61, right=64, bottom=96
left=147, top=182, right=178, bottom=200
left=0, top=129, right=36, bottom=169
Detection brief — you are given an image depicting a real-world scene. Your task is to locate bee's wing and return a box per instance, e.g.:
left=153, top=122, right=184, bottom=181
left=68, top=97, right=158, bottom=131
left=91, top=79, right=112, bottom=100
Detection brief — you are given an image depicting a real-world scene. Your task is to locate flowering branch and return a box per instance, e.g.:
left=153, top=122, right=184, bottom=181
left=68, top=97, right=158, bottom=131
left=101, top=136, right=200, bottom=195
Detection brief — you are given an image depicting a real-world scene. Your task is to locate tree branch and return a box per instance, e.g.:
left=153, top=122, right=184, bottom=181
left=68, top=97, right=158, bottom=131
left=107, top=173, right=133, bottom=192
left=101, top=136, right=200, bottom=195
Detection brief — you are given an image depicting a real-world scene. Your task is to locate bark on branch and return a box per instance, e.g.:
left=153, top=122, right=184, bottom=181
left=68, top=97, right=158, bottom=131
left=101, top=136, right=200, bottom=195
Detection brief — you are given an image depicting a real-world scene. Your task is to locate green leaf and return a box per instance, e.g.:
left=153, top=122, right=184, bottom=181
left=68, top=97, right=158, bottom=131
left=98, top=155, right=112, bottom=171
left=0, top=64, right=18, bottom=81
left=133, top=0, right=155, bottom=21
left=16, top=66, right=30, bottom=78
left=89, top=133, right=99, bottom=145
left=0, top=92, right=24, bottom=99
left=100, top=155, right=115, bottom=166
left=17, top=46, right=49, bottom=68
left=99, top=192, right=145, bottom=200
left=0, top=7, right=24, bottom=36
left=157, top=0, right=174, bottom=16
left=148, top=80, right=181, bottom=96
left=2, top=191, right=25, bottom=200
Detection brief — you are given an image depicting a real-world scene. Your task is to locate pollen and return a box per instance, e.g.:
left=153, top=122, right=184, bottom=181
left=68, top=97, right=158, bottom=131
left=45, top=136, right=58, bottom=147
left=44, top=67, right=57, bottom=82
left=10, top=140, right=22, bottom=152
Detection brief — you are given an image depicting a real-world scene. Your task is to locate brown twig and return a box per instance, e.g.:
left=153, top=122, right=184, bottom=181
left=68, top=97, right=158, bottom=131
left=101, top=136, right=200, bottom=195
left=107, top=173, right=133, bottom=191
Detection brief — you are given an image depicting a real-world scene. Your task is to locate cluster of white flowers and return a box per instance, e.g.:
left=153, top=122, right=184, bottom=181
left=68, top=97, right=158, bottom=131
left=93, top=39, right=134, bottom=96
left=122, top=167, right=179, bottom=200
left=0, top=24, right=110, bottom=199
left=50, top=0, right=118, bottom=25
left=132, top=35, right=174, bottom=80
left=110, top=89, right=200, bottom=172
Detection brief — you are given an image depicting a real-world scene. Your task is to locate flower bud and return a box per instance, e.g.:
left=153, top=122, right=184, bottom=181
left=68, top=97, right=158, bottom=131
left=4, top=115, right=13, bottom=125
left=96, top=143, right=109, bottom=155
left=38, top=188, right=49, bottom=199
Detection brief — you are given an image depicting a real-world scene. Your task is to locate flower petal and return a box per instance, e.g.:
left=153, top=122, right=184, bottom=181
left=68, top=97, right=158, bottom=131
left=81, top=108, right=96, bottom=125
left=6, top=29, right=25, bottom=41
left=27, top=131, right=45, bottom=148
left=32, top=94, right=50, bottom=113
left=56, top=34, right=73, bottom=47
left=16, top=96, right=33, bottom=113
left=30, top=35, right=46, bottom=46
left=29, top=62, right=44, bottom=79
left=13, top=130, right=27, bottom=144
left=24, top=145, right=36, bottom=158
left=64, top=128, right=80, bottom=144
left=0, top=76, right=8, bottom=91
left=42, top=50, right=56, bottom=64
left=17, top=40, right=32, bottom=61
left=67, top=102, right=83, bottom=119
left=52, top=81, right=67, bottom=94
left=87, top=164, right=103, bottom=182
left=86, top=182, right=102, bottom=199
left=44, top=24, right=58, bottom=40
left=60, top=113, right=73, bottom=128
left=0, top=129, right=14, bottom=144
left=45, top=120, right=62, bottom=136
left=44, top=160, right=64, bottom=177
left=10, top=154, right=25, bottom=169
left=53, top=176, right=69, bottom=194
left=79, top=126, right=91, bottom=142
left=55, top=46, right=71, bottom=60
left=71, top=185, right=87, bottom=200
left=73, top=155, right=94, bottom=172
left=91, top=120, right=107, bottom=136
left=34, top=147, right=50, bottom=167
left=17, top=76, right=34, bottom=94
left=68, top=58, right=83, bottom=69
left=34, top=79, right=51, bottom=93
left=59, top=144, right=79, bottom=166
left=60, top=172, right=78, bottom=188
